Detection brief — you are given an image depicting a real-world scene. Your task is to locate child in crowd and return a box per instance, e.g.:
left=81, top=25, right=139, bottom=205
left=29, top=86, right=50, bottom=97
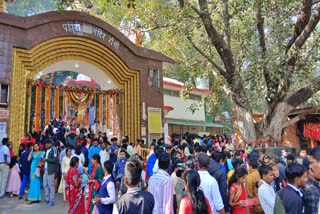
left=113, top=150, right=128, bottom=195
left=6, top=156, right=21, bottom=197
left=81, top=167, right=89, bottom=199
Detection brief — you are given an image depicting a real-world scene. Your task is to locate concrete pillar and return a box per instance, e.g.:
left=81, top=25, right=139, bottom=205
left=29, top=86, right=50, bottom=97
left=0, top=0, right=7, bottom=13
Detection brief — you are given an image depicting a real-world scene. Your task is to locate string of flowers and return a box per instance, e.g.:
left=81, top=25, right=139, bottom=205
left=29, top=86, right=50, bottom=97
left=27, top=79, right=124, bottom=95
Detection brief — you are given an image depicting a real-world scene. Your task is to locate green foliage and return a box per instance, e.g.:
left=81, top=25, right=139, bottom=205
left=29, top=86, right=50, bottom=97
left=8, top=0, right=320, bottom=125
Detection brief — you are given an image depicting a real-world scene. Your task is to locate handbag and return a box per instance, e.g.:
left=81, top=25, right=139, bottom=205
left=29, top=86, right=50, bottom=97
left=37, top=160, right=45, bottom=176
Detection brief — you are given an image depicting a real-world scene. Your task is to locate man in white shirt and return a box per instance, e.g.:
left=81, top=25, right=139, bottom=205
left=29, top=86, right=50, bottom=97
left=0, top=138, right=10, bottom=198
left=99, top=142, right=110, bottom=166
left=197, top=152, right=225, bottom=214
left=258, top=164, right=276, bottom=214
left=94, top=160, right=116, bottom=213
left=148, top=152, right=173, bottom=214
left=76, top=124, right=81, bottom=136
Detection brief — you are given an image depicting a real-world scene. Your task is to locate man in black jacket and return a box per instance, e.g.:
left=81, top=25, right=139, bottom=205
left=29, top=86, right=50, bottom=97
left=274, top=162, right=307, bottom=214
left=208, top=151, right=229, bottom=213
left=302, top=146, right=320, bottom=214
left=43, top=140, right=59, bottom=207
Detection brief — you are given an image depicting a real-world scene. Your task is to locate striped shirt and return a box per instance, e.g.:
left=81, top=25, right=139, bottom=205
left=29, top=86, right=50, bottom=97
left=148, top=169, right=173, bottom=214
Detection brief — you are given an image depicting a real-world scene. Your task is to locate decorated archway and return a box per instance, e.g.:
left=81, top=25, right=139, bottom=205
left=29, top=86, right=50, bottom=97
left=9, top=36, right=140, bottom=149
left=29, top=60, right=122, bottom=136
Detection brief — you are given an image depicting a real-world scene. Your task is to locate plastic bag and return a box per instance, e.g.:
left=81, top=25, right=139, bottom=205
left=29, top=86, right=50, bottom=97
left=92, top=205, right=99, bottom=214
left=113, top=204, right=119, bottom=214
left=35, top=167, right=41, bottom=177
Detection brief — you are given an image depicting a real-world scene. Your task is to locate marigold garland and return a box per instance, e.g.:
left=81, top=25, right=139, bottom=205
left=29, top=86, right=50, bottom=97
left=45, top=88, right=51, bottom=124
left=27, top=79, right=124, bottom=95
left=54, top=90, right=60, bottom=119
left=66, top=91, right=94, bottom=110
left=34, top=86, right=41, bottom=132
left=99, top=94, right=103, bottom=123
left=106, top=95, right=110, bottom=129
left=113, top=94, right=117, bottom=135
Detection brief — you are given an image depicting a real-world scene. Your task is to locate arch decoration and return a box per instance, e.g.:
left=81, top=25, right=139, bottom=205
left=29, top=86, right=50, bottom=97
left=9, top=36, right=140, bottom=149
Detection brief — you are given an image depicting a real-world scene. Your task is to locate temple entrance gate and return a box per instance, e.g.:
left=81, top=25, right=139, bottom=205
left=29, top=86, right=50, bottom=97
left=0, top=11, right=174, bottom=151
left=10, top=37, right=140, bottom=148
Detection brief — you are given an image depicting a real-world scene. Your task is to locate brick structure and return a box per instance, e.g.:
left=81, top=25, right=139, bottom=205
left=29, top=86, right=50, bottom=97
left=0, top=11, right=174, bottom=150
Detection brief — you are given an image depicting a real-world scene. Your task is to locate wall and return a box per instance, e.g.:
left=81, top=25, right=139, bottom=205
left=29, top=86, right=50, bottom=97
left=282, top=123, right=299, bottom=148
left=168, top=124, right=205, bottom=136
left=164, top=95, right=205, bottom=121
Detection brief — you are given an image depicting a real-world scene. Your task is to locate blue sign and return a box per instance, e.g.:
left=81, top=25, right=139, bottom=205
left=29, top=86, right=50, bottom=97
left=89, top=106, right=95, bottom=125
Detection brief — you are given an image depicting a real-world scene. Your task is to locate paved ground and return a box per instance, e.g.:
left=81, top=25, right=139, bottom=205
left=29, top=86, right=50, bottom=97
left=0, top=192, right=68, bottom=214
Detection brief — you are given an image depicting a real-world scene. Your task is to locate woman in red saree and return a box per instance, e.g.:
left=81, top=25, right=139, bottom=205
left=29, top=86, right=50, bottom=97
left=228, top=167, right=248, bottom=214
left=86, top=154, right=104, bottom=214
left=65, top=156, right=85, bottom=214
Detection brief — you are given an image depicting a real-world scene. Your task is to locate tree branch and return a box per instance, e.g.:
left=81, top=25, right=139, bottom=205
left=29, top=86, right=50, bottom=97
left=313, top=0, right=320, bottom=5
left=282, top=114, right=305, bottom=129
left=275, top=5, right=320, bottom=103
left=286, top=75, right=320, bottom=107
left=256, top=0, right=267, bottom=55
left=186, top=35, right=227, bottom=77
left=139, top=23, right=176, bottom=32
left=286, top=0, right=313, bottom=54
left=288, top=6, right=320, bottom=53
left=223, top=0, right=231, bottom=49
left=196, top=0, right=240, bottom=91
left=255, top=0, right=273, bottom=101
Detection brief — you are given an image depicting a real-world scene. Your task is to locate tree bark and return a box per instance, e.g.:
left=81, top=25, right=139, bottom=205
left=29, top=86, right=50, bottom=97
left=262, top=102, right=294, bottom=142
left=235, top=106, right=257, bottom=143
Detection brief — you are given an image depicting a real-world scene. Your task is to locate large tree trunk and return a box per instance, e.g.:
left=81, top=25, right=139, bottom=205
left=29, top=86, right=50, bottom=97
left=235, top=106, right=257, bottom=143
left=236, top=102, right=298, bottom=145
left=262, top=102, right=295, bottom=142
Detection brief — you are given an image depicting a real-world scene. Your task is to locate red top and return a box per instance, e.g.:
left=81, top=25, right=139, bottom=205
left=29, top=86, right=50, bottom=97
left=20, top=137, right=36, bottom=150
left=76, top=139, right=84, bottom=146
left=179, top=195, right=212, bottom=214
left=9, top=148, right=14, bottom=158
left=229, top=183, right=247, bottom=214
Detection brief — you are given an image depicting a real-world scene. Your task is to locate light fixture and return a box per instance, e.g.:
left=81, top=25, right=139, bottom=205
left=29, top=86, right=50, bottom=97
left=107, top=80, right=111, bottom=84
left=75, top=63, right=79, bottom=68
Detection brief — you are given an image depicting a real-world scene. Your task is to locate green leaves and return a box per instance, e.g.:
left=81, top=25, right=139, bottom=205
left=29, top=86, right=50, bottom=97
left=8, top=0, right=320, bottom=123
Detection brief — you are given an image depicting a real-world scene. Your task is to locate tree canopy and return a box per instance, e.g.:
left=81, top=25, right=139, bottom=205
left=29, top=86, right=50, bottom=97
left=6, top=0, right=320, bottom=142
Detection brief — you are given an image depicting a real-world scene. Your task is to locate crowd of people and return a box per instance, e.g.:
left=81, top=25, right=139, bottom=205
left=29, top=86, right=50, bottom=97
left=0, top=121, right=319, bottom=214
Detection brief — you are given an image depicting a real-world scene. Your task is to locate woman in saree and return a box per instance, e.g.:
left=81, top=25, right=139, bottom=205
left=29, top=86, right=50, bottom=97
left=59, top=147, right=72, bottom=202
left=86, top=154, right=104, bottom=213
left=65, top=156, right=85, bottom=214
left=27, top=142, right=45, bottom=204
left=228, top=167, right=248, bottom=214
